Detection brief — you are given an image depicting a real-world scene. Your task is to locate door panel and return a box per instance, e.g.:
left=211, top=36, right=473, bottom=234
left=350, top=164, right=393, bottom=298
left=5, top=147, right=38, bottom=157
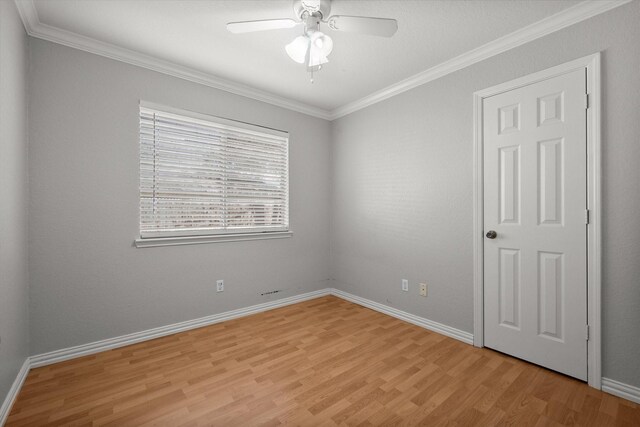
left=483, top=68, right=587, bottom=380
left=538, top=138, right=563, bottom=225
left=538, top=251, right=563, bottom=340
left=499, top=146, right=520, bottom=224
left=498, top=248, right=520, bottom=329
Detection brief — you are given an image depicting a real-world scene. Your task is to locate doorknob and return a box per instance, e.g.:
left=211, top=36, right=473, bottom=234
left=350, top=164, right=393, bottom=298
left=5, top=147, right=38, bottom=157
left=486, top=230, right=497, bottom=239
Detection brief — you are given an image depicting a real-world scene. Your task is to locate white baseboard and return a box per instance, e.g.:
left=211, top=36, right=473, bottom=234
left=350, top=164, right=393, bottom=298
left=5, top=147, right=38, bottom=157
left=30, top=288, right=330, bottom=368
left=329, top=288, right=474, bottom=345
left=602, top=377, right=640, bottom=404
left=0, top=358, right=30, bottom=426
left=29, top=287, right=472, bottom=370
left=5, top=286, right=638, bottom=423
left=28, top=285, right=475, bottom=368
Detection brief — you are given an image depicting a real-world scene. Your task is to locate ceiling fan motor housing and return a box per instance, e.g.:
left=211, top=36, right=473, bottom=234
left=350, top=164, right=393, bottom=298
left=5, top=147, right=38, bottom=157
left=294, top=0, right=331, bottom=20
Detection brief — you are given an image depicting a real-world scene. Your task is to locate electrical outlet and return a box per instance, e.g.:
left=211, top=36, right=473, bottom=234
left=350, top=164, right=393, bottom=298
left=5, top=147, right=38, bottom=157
left=402, top=279, right=408, bottom=292
left=216, top=279, right=224, bottom=292
left=419, top=283, right=427, bottom=297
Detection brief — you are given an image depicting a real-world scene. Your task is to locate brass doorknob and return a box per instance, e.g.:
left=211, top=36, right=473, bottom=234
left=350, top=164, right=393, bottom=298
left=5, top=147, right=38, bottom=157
left=486, top=230, right=497, bottom=239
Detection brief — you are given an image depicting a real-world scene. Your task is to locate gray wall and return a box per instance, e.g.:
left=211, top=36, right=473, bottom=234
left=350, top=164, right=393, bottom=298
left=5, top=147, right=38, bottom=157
left=0, top=0, right=30, bottom=406
left=28, top=39, right=332, bottom=355
left=331, top=1, right=640, bottom=388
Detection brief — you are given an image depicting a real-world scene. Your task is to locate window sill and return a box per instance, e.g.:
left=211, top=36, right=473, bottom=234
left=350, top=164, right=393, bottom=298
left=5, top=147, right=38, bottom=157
left=134, top=231, right=293, bottom=248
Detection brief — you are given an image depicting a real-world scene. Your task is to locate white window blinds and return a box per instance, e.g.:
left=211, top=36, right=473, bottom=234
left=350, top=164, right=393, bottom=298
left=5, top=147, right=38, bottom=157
left=139, top=103, right=289, bottom=239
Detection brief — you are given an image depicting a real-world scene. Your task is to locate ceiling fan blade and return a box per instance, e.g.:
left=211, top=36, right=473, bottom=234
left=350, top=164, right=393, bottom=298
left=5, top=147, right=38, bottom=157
left=326, top=15, right=398, bottom=37
left=227, top=19, right=298, bottom=34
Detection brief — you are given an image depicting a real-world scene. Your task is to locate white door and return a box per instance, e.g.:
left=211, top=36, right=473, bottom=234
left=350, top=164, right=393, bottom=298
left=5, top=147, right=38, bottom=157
left=483, top=68, right=588, bottom=380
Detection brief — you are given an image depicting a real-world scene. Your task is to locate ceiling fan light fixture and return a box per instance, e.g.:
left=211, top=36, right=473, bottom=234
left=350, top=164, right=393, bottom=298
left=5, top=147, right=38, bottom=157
left=286, top=31, right=332, bottom=69
left=285, top=35, right=309, bottom=64
left=228, top=0, right=398, bottom=81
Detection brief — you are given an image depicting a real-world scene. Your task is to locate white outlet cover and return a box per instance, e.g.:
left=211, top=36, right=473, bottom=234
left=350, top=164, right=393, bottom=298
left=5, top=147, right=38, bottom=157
left=402, top=279, right=408, bottom=291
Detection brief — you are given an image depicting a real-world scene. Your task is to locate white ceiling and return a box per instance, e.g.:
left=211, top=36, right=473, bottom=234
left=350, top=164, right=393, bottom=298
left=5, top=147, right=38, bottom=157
left=29, top=0, right=589, bottom=113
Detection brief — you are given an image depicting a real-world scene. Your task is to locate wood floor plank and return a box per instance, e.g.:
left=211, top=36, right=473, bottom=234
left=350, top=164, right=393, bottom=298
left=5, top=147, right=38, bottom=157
left=6, top=296, right=639, bottom=426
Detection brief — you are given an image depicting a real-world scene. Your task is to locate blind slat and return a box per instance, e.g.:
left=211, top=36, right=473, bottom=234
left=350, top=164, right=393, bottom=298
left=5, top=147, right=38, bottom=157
left=139, top=106, right=289, bottom=238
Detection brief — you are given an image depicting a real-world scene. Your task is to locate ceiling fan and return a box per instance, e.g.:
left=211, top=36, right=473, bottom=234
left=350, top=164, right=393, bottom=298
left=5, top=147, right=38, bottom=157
left=227, top=0, right=398, bottom=81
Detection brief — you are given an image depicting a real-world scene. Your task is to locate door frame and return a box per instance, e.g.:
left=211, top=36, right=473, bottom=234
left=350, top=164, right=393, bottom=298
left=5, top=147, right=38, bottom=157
left=472, top=53, right=602, bottom=389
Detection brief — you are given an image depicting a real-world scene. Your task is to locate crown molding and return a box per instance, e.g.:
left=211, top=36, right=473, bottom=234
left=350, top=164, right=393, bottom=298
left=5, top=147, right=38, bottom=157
left=328, top=0, right=632, bottom=120
left=14, top=0, right=632, bottom=122
left=13, top=0, right=332, bottom=121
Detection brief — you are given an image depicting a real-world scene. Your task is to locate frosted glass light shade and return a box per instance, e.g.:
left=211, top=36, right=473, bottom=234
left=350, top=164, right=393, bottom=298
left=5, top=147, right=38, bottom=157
left=308, top=32, right=333, bottom=67
left=285, top=36, right=309, bottom=64
left=310, top=32, right=333, bottom=56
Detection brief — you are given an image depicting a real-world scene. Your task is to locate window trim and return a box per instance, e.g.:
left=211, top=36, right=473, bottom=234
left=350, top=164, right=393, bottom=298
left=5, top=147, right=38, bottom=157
left=136, top=101, right=291, bottom=246
left=134, top=230, right=293, bottom=248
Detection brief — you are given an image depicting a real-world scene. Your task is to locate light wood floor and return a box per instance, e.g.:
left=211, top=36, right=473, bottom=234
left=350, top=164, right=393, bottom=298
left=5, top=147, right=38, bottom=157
left=7, top=296, right=640, bottom=426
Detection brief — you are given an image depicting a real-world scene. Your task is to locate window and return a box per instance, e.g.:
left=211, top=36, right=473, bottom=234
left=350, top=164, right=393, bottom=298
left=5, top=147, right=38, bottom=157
left=138, top=103, right=289, bottom=242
